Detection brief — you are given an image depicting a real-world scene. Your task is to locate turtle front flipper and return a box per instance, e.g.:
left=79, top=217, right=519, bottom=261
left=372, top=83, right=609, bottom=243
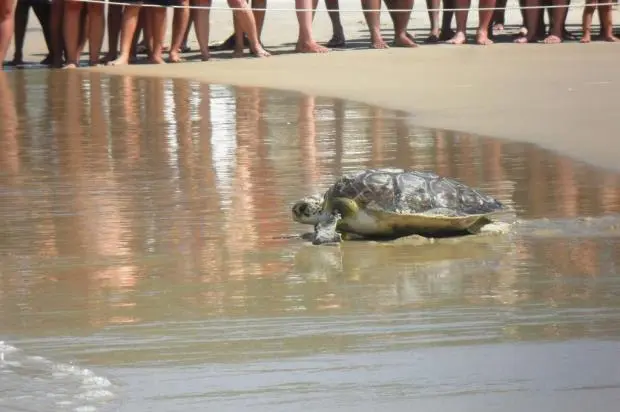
left=312, top=197, right=362, bottom=245
left=312, top=212, right=343, bottom=245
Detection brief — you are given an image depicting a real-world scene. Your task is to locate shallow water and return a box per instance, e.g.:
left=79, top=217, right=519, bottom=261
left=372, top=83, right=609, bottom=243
left=1, top=70, right=620, bottom=412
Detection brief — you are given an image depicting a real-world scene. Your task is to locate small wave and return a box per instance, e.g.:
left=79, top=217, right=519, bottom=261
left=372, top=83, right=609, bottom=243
left=0, top=341, right=118, bottom=412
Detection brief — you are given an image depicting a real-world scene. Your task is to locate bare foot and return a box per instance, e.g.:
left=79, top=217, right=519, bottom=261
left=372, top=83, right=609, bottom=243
left=295, top=40, right=329, bottom=53
left=580, top=31, right=592, bottom=43
left=514, top=36, right=531, bottom=44
left=493, top=23, right=504, bottom=32
left=148, top=55, right=166, bottom=64
left=476, top=30, right=494, bottom=45
left=326, top=32, right=346, bottom=48
left=107, top=56, right=129, bottom=66
left=439, top=29, right=455, bottom=41
left=604, top=34, right=620, bottom=42
left=446, top=31, right=467, bottom=44
left=168, top=51, right=185, bottom=63
left=393, top=32, right=418, bottom=47
left=543, top=34, right=562, bottom=44
left=251, top=45, right=271, bottom=57
left=370, top=36, right=389, bottom=49
left=62, top=63, right=78, bottom=69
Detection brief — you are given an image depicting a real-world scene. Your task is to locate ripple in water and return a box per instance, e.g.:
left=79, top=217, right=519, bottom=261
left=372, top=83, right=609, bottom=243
left=0, top=342, right=117, bottom=412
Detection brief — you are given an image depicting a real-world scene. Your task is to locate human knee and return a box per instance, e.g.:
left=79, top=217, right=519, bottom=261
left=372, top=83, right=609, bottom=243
left=88, top=3, right=104, bottom=15
left=64, top=1, right=83, bottom=12
left=583, top=4, right=596, bottom=13
left=0, top=1, right=15, bottom=20
left=15, top=0, right=31, bottom=15
left=227, top=0, right=248, bottom=9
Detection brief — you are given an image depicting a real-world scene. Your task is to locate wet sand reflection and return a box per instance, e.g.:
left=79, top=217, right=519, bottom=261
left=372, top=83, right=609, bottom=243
left=0, top=71, right=620, bottom=344
left=0, top=72, right=20, bottom=177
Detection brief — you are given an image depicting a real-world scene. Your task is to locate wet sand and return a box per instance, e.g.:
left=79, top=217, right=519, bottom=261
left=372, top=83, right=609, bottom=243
left=2, top=72, right=620, bottom=411
left=7, top=3, right=620, bottom=170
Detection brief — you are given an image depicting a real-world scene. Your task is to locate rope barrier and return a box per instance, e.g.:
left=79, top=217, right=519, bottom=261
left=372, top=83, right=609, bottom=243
left=31, top=0, right=619, bottom=14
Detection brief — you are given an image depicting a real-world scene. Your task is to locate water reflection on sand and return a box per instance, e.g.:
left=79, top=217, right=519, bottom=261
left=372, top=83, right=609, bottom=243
left=1, top=70, right=620, bottom=412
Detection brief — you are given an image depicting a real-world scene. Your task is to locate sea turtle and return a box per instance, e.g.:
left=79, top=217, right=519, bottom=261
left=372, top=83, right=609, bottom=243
left=291, top=168, right=507, bottom=245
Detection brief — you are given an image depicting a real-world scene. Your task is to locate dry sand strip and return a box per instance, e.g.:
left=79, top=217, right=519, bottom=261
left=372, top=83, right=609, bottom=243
left=8, top=2, right=620, bottom=171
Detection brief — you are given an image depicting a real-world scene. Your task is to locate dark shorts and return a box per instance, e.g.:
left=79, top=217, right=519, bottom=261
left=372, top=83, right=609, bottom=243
left=18, top=0, right=52, bottom=5
left=145, top=0, right=179, bottom=5
left=109, top=0, right=179, bottom=6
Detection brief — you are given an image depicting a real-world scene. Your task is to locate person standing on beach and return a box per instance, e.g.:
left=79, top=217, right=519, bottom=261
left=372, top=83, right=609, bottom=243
left=294, top=0, right=329, bottom=52
left=63, top=0, right=105, bottom=67
left=180, top=15, right=193, bottom=52
left=230, top=0, right=268, bottom=56
left=108, top=1, right=171, bottom=66
left=446, top=0, right=496, bottom=44
left=0, top=0, right=16, bottom=68
left=336, top=0, right=414, bottom=49
left=325, top=0, right=346, bottom=47
left=426, top=0, right=442, bottom=42
left=439, top=0, right=455, bottom=40
left=190, top=0, right=269, bottom=61
left=205, top=0, right=268, bottom=53
left=103, top=2, right=124, bottom=63
left=515, top=0, right=570, bottom=43
left=317, top=0, right=415, bottom=49
left=581, top=0, right=619, bottom=43
left=491, top=0, right=507, bottom=31
left=10, top=0, right=53, bottom=66
left=50, top=0, right=66, bottom=67
left=169, top=0, right=190, bottom=62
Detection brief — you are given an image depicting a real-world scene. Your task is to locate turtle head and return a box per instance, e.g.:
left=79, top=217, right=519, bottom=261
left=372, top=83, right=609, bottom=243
left=292, top=194, right=324, bottom=225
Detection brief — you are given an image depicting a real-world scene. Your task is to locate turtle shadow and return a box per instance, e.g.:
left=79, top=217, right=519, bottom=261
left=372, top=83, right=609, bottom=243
left=293, top=221, right=513, bottom=246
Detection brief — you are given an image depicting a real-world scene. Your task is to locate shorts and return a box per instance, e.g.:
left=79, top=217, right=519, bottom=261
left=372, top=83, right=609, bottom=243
left=144, top=0, right=179, bottom=5
left=19, top=0, right=52, bottom=5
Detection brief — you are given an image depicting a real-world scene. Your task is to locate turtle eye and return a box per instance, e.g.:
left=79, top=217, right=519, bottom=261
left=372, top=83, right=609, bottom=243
left=294, top=203, right=308, bottom=216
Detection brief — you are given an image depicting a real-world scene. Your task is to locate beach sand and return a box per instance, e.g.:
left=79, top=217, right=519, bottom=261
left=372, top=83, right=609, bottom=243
left=7, top=1, right=620, bottom=170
